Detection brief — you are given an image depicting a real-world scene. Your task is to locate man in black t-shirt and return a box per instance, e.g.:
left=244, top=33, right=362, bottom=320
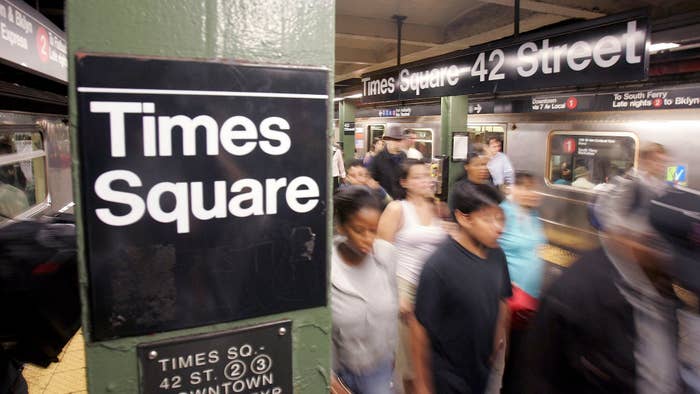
left=414, top=182, right=511, bottom=394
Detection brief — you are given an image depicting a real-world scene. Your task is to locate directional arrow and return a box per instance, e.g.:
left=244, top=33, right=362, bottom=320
left=475, top=103, right=482, bottom=113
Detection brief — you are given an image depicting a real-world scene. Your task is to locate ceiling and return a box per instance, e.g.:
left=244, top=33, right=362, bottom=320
left=18, top=0, right=700, bottom=87
left=22, top=0, right=64, bottom=30
left=335, top=0, right=700, bottom=83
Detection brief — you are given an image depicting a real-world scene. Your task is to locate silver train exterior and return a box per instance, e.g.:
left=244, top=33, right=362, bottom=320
left=0, top=110, right=72, bottom=222
left=355, top=108, right=700, bottom=256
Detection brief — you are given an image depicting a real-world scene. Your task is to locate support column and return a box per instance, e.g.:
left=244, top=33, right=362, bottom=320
left=67, top=1, right=333, bottom=393
left=441, top=95, right=469, bottom=193
left=338, top=100, right=356, bottom=163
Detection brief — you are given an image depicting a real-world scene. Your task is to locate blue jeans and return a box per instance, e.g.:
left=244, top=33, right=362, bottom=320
left=336, top=359, right=395, bottom=394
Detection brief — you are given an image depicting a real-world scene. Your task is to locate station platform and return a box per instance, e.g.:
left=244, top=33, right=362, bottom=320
left=22, top=330, right=86, bottom=394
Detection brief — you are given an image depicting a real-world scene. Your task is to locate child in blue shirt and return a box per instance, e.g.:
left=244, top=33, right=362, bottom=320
left=498, top=171, right=547, bottom=394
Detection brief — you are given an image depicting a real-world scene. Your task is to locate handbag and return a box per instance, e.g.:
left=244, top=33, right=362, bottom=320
left=507, top=284, right=538, bottom=330
left=330, top=374, right=354, bottom=394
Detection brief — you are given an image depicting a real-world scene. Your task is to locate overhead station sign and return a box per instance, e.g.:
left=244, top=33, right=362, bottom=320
left=467, top=84, right=700, bottom=114
left=362, top=13, right=649, bottom=103
left=76, top=54, right=328, bottom=340
left=0, top=0, right=67, bottom=82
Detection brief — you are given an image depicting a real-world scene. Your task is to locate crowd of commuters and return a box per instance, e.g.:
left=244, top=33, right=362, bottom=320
left=330, top=130, right=699, bottom=394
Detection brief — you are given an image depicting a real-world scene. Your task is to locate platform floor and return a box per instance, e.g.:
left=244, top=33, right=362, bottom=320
left=15, top=242, right=577, bottom=394
left=22, top=330, right=87, bottom=394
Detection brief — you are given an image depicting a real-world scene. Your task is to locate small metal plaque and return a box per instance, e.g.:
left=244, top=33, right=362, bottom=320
left=138, top=320, right=292, bottom=394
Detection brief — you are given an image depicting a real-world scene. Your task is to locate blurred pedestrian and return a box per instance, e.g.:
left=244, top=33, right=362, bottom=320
left=377, top=159, right=446, bottom=393
left=331, top=186, right=398, bottom=394
left=332, top=142, right=346, bottom=192
left=528, top=142, right=690, bottom=393
left=370, top=126, right=407, bottom=199
left=486, top=137, right=514, bottom=188
left=364, top=137, right=384, bottom=167
left=403, top=130, right=424, bottom=160
left=498, top=172, right=547, bottom=394
left=413, top=182, right=510, bottom=394
left=449, top=145, right=496, bottom=213
left=342, top=160, right=392, bottom=209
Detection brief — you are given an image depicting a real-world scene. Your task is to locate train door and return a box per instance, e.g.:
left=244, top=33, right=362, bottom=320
left=368, top=124, right=385, bottom=142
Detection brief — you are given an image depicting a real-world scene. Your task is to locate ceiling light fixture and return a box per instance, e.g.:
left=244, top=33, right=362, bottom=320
left=649, top=42, right=680, bottom=53
left=333, top=93, right=363, bottom=101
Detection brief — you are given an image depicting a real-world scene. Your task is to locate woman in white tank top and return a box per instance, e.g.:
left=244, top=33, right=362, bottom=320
left=377, top=159, right=446, bottom=393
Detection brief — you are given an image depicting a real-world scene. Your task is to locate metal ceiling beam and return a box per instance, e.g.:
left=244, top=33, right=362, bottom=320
left=336, top=14, right=444, bottom=47
left=476, top=0, right=604, bottom=19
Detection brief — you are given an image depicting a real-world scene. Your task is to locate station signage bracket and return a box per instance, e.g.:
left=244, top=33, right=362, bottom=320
left=76, top=54, right=329, bottom=341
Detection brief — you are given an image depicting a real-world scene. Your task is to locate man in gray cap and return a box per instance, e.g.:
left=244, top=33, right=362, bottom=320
left=370, top=125, right=407, bottom=199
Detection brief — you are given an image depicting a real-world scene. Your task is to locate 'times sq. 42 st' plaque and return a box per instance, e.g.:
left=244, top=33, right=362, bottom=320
left=138, top=321, right=292, bottom=393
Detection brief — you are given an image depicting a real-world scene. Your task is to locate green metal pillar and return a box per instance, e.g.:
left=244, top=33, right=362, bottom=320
left=67, top=1, right=334, bottom=393
left=338, top=100, right=356, bottom=163
left=441, top=95, right=469, bottom=193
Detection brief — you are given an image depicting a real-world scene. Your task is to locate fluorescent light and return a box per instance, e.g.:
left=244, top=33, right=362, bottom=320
left=649, top=42, right=680, bottom=53
left=333, top=93, right=363, bottom=101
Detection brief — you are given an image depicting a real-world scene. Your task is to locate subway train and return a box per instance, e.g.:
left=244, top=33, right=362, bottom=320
left=0, top=110, right=72, bottom=223
left=0, top=48, right=78, bottom=391
left=354, top=100, right=700, bottom=267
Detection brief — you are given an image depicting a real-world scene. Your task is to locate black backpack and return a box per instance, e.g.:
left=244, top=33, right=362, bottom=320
left=0, top=214, right=81, bottom=368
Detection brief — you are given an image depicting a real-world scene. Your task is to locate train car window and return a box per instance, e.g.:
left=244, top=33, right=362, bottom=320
left=411, top=128, right=434, bottom=159
left=547, top=132, right=637, bottom=191
left=462, top=124, right=507, bottom=160
left=0, top=130, right=48, bottom=220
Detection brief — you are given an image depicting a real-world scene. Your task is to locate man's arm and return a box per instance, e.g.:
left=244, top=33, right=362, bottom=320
left=492, top=300, right=510, bottom=364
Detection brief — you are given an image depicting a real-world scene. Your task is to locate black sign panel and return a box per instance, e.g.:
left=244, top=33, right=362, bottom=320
left=355, top=103, right=441, bottom=118
left=600, top=86, right=700, bottom=111
left=0, top=0, right=67, bottom=82
left=529, top=94, right=597, bottom=112
left=138, top=320, right=292, bottom=394
left=343, top=121, right=355, bottom=135
left=76, top=55, right=328, bottom=340
left=466, top=84, right=700, bottom=115
left=361, top=13, right=649, bottom=103
left=468, top=102, right=495, bottom=115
